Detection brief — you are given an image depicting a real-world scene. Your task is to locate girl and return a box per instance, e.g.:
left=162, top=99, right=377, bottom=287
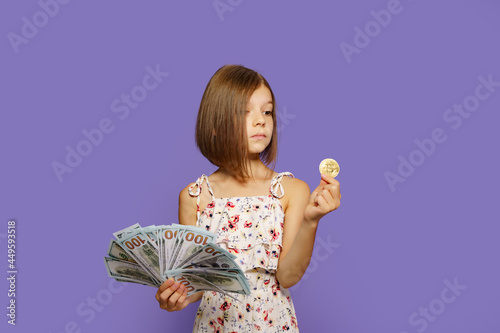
left=155, top=64, right=341, bottom=332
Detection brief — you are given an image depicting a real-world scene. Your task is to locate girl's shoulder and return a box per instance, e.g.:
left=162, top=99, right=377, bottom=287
left=179, top=181, right=197, bottom=198
left=278, top=174, right=310, bottom=212
left=280, top=177, right=311, bottom=215
left=179, top=176, right=212, bottom=203
left=281, top=174, right=310, bottom=195
left=179, top=175, right=214, bottom=226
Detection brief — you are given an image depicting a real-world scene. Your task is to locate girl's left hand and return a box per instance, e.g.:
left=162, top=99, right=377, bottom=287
left=304, top=173, right=341, bottom=222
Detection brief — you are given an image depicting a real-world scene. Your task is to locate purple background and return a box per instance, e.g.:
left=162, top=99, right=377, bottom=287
left=2, top=0, right=499, bottom=332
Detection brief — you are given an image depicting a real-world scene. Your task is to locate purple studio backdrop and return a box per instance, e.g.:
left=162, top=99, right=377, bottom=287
left=1, top=0, right=499, bottom=332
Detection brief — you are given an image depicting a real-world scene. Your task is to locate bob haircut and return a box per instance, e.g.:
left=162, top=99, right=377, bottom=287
left=195, top=64, right=278, bottom=182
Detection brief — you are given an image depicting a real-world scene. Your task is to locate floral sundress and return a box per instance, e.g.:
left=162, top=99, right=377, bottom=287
left=187, top=172, right=299, bottom=332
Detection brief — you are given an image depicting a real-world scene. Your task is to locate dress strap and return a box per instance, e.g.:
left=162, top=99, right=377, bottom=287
left=269, top=172, right=294, bottom=198
left=188, top=174, right=215, bottom=221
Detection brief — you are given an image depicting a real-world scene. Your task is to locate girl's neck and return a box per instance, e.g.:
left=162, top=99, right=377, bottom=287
left=216, top=158, right=275, bottom=183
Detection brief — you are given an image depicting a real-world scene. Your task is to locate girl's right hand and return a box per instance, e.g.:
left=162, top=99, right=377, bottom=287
left=155, top=278, right=190, bottom=312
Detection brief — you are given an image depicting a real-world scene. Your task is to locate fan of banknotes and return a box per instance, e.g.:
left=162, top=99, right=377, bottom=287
left=104, top=223, right=250, bottom=297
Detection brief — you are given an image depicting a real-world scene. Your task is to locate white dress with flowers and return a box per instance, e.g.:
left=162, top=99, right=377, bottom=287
left=188, top=172, right=299, bottom=333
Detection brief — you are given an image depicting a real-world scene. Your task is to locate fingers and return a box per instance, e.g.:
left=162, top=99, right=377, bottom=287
left=307, top=175, right=341, bottom=221
left=176, top=287, right=188, bottom=308
left=322, top=180, right=340, bottom=200
left=314, top=182, right=341, bottom=212
left=320, top=173, right=337, bottom=184
left=156, top=278, right=188, bottom=312
left=156, top=278, right=173, bottom=296
left=155, top=278, right=174, bottom=302
left=167, top=283, right=186, bottom=306
left=312, top=176, right=339, bottom=196
left=313, top=180, right=340, bottom=200
left=316, top=189, right=333, bottom=207
left=310, top=186, right=320, bottom=204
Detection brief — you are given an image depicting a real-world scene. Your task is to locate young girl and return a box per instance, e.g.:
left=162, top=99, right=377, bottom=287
left=155, top=64, right=341, bottom=332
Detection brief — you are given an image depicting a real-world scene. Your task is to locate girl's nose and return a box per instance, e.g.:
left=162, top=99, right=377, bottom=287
left=252, top=112, right=265, bottom=126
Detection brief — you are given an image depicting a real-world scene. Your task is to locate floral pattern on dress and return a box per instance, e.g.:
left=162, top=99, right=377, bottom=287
left=187, top=172, right=299, bottom=333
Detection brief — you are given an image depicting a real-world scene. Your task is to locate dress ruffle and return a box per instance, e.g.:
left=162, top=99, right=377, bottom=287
left=196, top=195, right=284, bottom=273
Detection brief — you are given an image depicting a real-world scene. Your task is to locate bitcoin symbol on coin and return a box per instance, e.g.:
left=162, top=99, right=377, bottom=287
left=319, top=158, right=340, bottom=178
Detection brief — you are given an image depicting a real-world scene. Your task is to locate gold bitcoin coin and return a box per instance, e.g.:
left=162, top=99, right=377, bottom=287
left=319, top=158, right=340, bottom=178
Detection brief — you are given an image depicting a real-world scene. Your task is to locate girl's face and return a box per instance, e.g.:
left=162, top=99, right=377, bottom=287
left=246, top=84, right=274, bottom=156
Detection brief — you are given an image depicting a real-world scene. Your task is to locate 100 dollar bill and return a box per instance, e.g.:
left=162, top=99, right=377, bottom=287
left=104, top=257, right=157, bottom=287
left=116, top=229, right=162, bottom=284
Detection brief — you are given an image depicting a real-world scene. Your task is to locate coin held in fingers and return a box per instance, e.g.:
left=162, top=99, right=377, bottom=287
left=319, top=158, right=340, bottom=178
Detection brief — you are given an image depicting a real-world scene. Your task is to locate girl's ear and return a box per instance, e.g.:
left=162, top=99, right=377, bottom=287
left=213, top=128, right=216, bottom=136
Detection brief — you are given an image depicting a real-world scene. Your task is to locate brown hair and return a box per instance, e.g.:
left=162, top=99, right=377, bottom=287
left=195, top=64, right=278, bottom=182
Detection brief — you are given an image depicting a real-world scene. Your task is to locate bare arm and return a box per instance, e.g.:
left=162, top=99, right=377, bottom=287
left=276, top=174, right=341, bottom=288
left=178, top=182, right=198, bottom=226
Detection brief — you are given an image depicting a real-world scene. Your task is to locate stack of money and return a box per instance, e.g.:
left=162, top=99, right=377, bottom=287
left=104, top=223, right=250, bottom=297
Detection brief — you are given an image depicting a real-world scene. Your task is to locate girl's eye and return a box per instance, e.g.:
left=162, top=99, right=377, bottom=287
left=246, top=110, right=272, bottom=116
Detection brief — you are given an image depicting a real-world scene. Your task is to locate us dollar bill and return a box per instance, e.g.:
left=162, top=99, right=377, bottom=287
left=159, top=225, right=182, bottom=275
left=116, top=229, right=162, bottom=283
left=113, top=223, right=141, bottom=240
left=166, top=269, right=249, bottom=295
left=104, top=257, right=157, bottom=287
left=107, top=239, right=137, bottom=263
left=141, top=225, right=159, bottom=249
left=177, top=243, right=235, bottom=269
left=164, top=271, right=236, bottom=297
left=169, top=227, right=215, bottom=270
